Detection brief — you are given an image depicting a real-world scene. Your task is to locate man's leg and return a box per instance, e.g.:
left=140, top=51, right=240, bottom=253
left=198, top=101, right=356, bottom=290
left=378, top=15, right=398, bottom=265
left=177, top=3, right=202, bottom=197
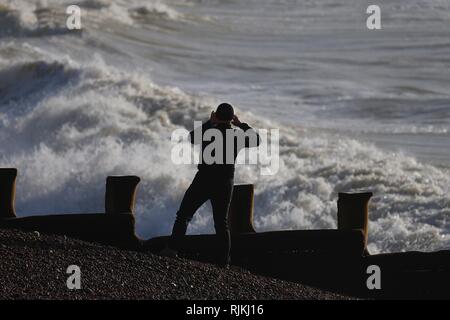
left=169, top=172, right=210, bottom=251
left=210, top=178, right=234, bottom=266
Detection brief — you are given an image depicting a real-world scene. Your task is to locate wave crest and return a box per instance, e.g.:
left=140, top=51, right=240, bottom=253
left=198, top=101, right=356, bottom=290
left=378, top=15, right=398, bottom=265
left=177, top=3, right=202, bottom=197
left=0, top=60, right=81, bottom=112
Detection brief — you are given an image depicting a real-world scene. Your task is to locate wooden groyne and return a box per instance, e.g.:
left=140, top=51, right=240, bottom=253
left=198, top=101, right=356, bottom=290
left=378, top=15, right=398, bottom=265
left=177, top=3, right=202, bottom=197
left=1, top=167, right=449, bottom=298
left=0, top=168, right=141, bottom=248
left=0, top=167, right=370, bottom=257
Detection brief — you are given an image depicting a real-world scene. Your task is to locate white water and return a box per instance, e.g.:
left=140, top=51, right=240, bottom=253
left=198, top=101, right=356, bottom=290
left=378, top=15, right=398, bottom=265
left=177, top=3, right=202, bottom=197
left=0, top=0, right=449, bottom=253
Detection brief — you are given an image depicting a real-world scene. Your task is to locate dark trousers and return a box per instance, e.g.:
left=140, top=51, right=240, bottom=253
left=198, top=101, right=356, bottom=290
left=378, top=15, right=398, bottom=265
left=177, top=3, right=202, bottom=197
left=170, top=171, right=234, bottom=265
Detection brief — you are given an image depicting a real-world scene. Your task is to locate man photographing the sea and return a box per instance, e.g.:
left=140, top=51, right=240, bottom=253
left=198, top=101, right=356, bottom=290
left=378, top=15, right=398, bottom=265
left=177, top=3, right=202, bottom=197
left=161, top=103, right=261, bottom=266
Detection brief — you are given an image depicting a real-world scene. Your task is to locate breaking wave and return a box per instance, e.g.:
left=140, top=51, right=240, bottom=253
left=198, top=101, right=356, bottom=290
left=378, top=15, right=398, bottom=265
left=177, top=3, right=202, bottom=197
left=0, top=0, right=186, bottom=38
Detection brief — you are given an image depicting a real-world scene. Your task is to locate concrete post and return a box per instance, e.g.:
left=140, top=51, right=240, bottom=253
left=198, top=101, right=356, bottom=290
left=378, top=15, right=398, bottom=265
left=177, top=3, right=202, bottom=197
left=337, top=192, right=373, bottom=248
left=105, top=176, right=141, bottom=214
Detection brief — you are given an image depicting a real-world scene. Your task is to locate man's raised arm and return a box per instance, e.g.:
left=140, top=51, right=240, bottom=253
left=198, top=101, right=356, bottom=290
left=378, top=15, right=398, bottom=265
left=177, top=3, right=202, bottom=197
left=233, top=115, right=261, bottom=148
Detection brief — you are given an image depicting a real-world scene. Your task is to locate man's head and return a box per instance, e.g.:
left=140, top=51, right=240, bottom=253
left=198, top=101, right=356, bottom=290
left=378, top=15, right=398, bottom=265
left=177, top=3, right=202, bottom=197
left=216, top=103, right=234, bottom=123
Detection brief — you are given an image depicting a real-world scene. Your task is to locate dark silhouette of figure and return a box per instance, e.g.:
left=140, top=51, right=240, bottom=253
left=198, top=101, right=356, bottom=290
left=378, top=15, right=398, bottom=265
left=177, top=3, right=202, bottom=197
left=163, top=103, right=260, bottom=266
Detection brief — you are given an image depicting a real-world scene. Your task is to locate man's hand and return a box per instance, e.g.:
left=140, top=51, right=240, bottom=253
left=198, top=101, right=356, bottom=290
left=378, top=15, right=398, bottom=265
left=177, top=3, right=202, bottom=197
left=232, top=115, right=242, bottom=126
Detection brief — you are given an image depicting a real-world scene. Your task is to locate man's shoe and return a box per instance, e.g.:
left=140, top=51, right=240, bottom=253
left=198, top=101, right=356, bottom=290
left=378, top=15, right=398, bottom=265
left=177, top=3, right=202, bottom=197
left=159, top=247, right=178, bottom=258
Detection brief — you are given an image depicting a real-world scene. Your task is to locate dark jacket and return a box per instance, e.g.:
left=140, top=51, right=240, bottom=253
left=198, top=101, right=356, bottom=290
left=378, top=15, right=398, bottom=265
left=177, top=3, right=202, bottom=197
left=189, top=120, right=261, bottom=178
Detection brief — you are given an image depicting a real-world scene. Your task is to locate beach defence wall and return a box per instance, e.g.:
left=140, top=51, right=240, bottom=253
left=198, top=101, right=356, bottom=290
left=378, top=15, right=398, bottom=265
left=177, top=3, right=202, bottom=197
left=105, top=176, right=141, bottom=214
left=146, top=183, right=259, bottom=253
left=361, top=250, right=450, bottom=299
left=0, top=170, right=141, bottom=248
left=0, top=168, right=372, bottom=256
left=337, top=192, right=373, bottom=248
left=0, top=213, right=137, bottom=247
left=228, top=184, right=256, bottom=234
left=145, top=186, right=369, bottom=258
left=0, top=168, right=17, bottom=219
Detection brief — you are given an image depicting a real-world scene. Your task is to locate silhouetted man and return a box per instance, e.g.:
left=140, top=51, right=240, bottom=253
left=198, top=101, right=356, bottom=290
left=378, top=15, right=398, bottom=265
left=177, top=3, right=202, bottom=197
left=162, top=103, right=260, bottom=266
